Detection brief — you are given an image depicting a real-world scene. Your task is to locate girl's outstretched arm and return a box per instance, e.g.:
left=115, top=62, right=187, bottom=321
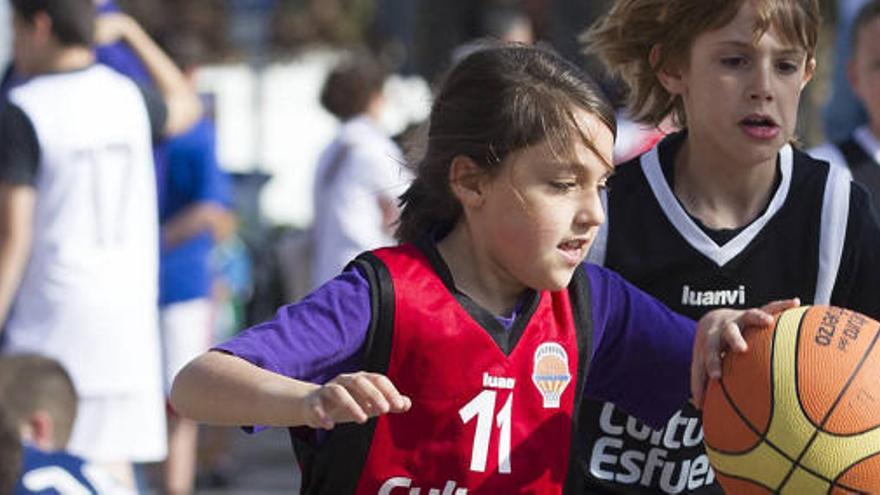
left=690, top=298, right=800, bottom=408
left=170, top=350, right=411, bottom=429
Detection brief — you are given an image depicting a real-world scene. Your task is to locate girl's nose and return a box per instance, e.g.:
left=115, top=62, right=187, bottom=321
left=575, top=191, right=605, bottom=229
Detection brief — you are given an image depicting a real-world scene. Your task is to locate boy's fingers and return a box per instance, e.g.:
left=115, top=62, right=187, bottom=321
left=761, top=297, right=799, bottom=315
left=690, top=353, right=706, bottom=409
left=736, top=308, right=774, bottom=328
left=723, top=321, right=748, bottom=353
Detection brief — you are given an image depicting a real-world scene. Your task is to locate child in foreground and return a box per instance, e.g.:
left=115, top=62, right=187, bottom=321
left=171, top=44, right=793, bottom=494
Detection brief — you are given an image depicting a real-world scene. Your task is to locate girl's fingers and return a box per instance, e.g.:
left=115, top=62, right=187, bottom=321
left=333, top=372, right=412, bottom=419
left=309, top=399, right=335, bottom=430
left=369, top=373, right=412, bottom=412
left=322, top=382, right=369, bottom=424
left=342, top=374, right=392, bottom=416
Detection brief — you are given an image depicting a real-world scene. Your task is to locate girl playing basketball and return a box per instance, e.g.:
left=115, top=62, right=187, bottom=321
left=170, top=44, right=793, bottom=494
left=580, top=0, right=880, bottom=492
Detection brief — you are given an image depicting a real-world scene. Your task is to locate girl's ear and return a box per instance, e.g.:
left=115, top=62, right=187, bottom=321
left=449, top=155, right=486, bottom=208
left=651, top=44, right=686, bottom=95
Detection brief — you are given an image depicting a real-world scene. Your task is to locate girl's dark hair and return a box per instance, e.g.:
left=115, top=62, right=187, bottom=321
left=395, top=43, right=617, bottom=243
left=320, top=53, right=388, bottom=121
left=11, top=0, right=95, bottom=47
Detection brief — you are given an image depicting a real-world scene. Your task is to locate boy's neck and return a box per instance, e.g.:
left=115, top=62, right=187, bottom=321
left=33, top=46, right=95, bottom=75
left=672, top=133, right=779, bottom=230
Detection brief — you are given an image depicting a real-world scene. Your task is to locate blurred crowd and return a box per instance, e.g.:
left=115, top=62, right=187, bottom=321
left=0, top=0, right=876, bottom=494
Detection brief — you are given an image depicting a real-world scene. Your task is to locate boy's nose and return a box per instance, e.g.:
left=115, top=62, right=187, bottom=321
left=749, top=67, right=774, bottom=102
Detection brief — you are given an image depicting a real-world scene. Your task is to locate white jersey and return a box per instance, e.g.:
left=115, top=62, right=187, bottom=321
left=4, top=65, right=161, bottom=395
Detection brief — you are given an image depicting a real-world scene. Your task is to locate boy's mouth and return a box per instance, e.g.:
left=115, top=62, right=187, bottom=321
left=739, top=114, right=780, bottom=140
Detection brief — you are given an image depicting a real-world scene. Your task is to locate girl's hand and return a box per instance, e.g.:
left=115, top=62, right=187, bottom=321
left=303, top=372, right=412, bottom=429
left=690, top=298, right=799, bottom=408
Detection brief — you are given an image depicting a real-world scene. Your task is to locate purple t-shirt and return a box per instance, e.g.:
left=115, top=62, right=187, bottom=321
left=215, top=262, right=695, bottom=429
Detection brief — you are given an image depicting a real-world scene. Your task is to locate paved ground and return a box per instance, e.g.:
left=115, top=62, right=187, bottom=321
left=145, top=426, right=301, bottom=494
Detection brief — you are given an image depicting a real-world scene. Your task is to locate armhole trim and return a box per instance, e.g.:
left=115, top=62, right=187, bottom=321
left=564, top=264, right=593, bottom=494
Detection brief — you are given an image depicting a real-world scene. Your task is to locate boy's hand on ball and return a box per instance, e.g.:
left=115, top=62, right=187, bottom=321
left=691, top=298, right=800, bottom=408
left=304, top=372, right=412, bottom=429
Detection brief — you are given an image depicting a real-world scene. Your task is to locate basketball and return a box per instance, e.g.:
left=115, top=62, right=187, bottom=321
left=703, top=305, right=880, bottom=493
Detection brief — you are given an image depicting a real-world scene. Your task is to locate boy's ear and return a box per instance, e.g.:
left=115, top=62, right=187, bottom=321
left=449, top=155, right=486, bottom=208
left=21, top=410, right=56, bottom=451
left=802, top=57, right=816, bottom=89
left=650, top=44, right=685, bottom=95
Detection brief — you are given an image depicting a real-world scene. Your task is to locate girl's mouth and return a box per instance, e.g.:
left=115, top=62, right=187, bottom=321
left=558, top=239, right=588, bottom=264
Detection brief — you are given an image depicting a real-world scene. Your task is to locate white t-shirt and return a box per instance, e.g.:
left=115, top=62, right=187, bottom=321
left=311, top=116, right=411, bottom=287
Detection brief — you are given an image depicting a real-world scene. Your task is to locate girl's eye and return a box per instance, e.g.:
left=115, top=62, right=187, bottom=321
left=721, top=56, right=747, bottom=69
left=550, top=181, right=577, bottom=192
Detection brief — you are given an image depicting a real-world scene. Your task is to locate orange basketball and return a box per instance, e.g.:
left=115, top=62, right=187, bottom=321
left=703, top=305, right=880, bottom=493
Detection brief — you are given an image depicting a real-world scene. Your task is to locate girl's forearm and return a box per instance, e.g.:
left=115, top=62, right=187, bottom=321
left=170, top=350, right=318, bottom=427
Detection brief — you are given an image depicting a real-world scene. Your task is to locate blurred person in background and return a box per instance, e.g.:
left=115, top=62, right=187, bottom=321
left=0, top=0, right=201, bottom=489
left=310, top=52, right=411, bottom=288
left=157, top=31, right=235, bottom=495
left=451, top=3, right=535, bottom=63
left=0, top=354, right=133, bottom=494
left=822, top=0, right=870, bottom=143
left=810, top=0, right=880, bottom=217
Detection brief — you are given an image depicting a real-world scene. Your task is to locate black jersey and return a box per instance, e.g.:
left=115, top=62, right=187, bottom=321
left=579, top=132, right=880, bottom=494
left=835, top=128, right=880, bottom=218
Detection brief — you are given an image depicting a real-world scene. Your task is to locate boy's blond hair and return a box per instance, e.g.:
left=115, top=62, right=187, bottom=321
left=582, top=0, right=820, bottom=128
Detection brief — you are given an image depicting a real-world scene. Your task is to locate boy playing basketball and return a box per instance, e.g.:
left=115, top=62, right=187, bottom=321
left=582, top=0, right=880, bottom=492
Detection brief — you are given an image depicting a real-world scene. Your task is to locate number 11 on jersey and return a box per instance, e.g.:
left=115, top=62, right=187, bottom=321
left=458, top=389, right=513, bottom=474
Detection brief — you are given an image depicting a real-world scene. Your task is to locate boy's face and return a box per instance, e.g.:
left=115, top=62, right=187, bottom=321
left=467, top=109, right=614, bottom=293
left=850, top=16, right=880, bottom=136
left=661, top=1, right=814, bottom=166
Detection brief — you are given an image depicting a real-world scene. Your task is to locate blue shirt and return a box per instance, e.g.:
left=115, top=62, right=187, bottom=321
left=160, top=118, right=231, bottom=304
left=15, top=445, right=99, bottom=495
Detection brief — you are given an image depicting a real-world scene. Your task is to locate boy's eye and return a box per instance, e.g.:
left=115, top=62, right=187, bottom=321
left=721, top=56, right=748, bottom=68
left=776, top=60, right=799, bottom=74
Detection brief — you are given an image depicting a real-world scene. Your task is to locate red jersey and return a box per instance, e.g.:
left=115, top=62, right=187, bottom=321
left=295, top=242, right=593, bottom=494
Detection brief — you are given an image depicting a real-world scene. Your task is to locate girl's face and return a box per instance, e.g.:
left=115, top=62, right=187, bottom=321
left=664, top=1, right=815, bottom=167
left=471, top=109, right=614, bottom=292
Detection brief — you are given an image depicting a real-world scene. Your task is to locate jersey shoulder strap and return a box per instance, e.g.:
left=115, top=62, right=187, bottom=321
left=815, top=155, right=851, bottom=304
left=292, top=251, right=395, bottom=495
left=564, top=263, right=594, bottom=494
